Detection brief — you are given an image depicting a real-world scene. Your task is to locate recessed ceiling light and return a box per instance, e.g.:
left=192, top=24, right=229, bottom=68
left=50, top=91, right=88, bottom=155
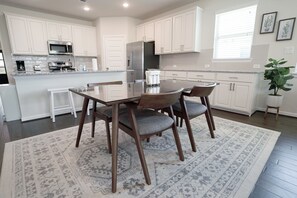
left=83, top=6, right=90, bottom=11
left=123, top=2, right=129, bottom=8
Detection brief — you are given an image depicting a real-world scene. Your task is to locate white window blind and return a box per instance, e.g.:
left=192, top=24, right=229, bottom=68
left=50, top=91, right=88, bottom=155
left=213, top=5, right=257, bottom=60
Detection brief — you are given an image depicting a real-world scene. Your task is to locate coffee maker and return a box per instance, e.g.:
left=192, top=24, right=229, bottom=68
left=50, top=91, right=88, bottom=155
left=16, top=61, right=25, bottom=71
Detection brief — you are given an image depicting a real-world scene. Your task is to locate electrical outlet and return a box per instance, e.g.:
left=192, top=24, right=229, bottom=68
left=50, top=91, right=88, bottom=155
left=253, top=64, right=260, bottom=69
left=204, top=64, right=210, bottom=68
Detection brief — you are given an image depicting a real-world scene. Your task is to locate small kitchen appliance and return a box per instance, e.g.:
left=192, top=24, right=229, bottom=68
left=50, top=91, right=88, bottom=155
left=48, top=61, right=75, bottom=71
left=48, top=40, right=73, bottom=55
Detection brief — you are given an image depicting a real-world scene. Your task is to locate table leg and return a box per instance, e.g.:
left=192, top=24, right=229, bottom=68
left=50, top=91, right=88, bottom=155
left=111, top=103, right=119, bottom=193
left=75, top=97, right=89, bottom=147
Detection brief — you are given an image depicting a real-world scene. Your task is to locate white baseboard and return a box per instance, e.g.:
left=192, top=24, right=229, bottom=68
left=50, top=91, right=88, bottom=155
left=21, top=106, right=86, bottom=122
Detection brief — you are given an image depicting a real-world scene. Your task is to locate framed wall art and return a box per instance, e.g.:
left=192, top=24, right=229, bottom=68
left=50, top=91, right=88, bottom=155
left=260, top=11, right=277, bottom=34
left=276, top=17, right=296, bottom=41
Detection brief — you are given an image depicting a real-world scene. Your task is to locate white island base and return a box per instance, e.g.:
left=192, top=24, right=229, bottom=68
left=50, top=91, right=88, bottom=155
left=14, top=71, right=126, bottom=122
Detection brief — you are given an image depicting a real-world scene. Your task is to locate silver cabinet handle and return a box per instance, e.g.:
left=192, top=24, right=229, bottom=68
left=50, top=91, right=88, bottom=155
left=196, top=75, right=203, bottom=77
left=229, top=83, right=232, bottom=91
left=172, top=74, right=178, bottom=76
left=229, top=77, right=238, bottom=79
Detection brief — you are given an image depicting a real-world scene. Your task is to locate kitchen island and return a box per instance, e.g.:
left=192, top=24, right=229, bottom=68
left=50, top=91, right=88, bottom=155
left=13, top=70, right=127, bottom=121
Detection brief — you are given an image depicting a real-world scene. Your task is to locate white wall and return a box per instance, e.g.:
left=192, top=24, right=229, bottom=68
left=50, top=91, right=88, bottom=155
left=95, top=17, right=140, bottom=67
left=253, top=0, right=297, bottom=116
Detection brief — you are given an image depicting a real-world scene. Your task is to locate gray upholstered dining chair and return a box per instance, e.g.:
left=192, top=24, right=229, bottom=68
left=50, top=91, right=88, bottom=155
left=86, top=81, right=126, bottom=154
left=118, top=89, right=185, bottom=185
left=172, top=84, right=216, bottom=152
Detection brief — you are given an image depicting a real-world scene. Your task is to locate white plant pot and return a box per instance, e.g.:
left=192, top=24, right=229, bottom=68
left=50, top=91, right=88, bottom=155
left=266, top=95, right=283, bottom=107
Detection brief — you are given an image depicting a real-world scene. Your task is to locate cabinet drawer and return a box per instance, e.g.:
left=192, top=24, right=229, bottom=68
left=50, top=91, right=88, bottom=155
left=165, top=71, right=187, bottom=78
left=187, top=72, right=216, bottom=80
left=216, top=73, right=255, bottom=83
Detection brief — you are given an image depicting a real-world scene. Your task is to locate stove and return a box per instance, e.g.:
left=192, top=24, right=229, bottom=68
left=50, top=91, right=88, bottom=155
left=48, top=61, right=75, bottom=71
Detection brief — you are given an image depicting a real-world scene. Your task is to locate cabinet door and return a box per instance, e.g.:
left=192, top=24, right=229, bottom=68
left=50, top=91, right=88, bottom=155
left=136, top=25, right=145, bottom=41
left=172, top=14, right=184, bottom=53
left=47, top=22, right=72, bottom=41
left=60, top=24, right=72, bottom=41
left=6, top=15, right=31, bottom=54
left=154, top=21, right=162, bottom=54
left=145, top=22, right=154, bottom=41
left=72, top=26, right=85, bottom=56
left=47, top=22, right=60, bottom=40
left=27, top=19, right=48, bottom=55
left=162, top=18, right=172, bottom=54
left=85, top=27, right=97, bottom=57
left=231, top=83, right=251, bottom=112
left=183, top=10, right=196, bottom=52
left=214, top=82, right=232, bottom=108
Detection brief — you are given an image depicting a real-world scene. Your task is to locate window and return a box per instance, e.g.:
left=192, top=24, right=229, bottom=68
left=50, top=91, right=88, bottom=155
left=0, top=50, right=6, bottom=74
left=213, top=5, right=257, bottom=60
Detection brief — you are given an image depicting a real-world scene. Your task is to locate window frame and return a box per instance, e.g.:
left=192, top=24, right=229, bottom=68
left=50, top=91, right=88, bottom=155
left=212, top=5, right=257, bottom=61
left=0, top=50, right=7, bottom=74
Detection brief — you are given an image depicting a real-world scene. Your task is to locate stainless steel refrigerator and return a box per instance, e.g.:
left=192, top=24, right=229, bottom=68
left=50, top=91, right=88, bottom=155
left=126, top=41, right=159, bottom=82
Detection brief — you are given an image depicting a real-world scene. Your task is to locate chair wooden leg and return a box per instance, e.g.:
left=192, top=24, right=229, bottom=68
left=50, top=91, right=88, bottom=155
left=205, top=96, right=215, bottom=130
left=146, top=138, right=150, bottom=142
left=171, top=123, right=184, bottom=161
left=205, top=111, right=215, bottom=138
left=134, top=136, right=151, bottom=185
left=128, top=105, right=151, bottom=185
left=105, top=120, right=112, bottom=154
left=180, top=96, right=196, bottom=152
left=176, top=116, right=179, bottom=126
left=180, top=118, right=183, bottom=128
left=91, top=101, right=97, bottom=138
left=166, top=106, right=184, bottom=161
left=91, top=115, right=96, bottom=138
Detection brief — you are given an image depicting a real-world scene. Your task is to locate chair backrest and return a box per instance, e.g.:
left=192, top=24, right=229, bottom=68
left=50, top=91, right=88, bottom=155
left=188, top=83, right=216, bottom=97
left=87, top=81, right=122, bottom=87
left=138, top=88, right=183, bottom=109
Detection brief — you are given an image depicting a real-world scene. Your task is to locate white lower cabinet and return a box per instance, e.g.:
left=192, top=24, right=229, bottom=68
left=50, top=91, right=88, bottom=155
left=214, top=73, right=258, bottom=115
left=164, top=71, right=187, bottom=80
left=187, top=72, right=216, bottom=104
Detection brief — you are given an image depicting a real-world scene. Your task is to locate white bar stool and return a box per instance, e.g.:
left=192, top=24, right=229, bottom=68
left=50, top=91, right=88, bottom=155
left=48, top=87, right=77, bottom=122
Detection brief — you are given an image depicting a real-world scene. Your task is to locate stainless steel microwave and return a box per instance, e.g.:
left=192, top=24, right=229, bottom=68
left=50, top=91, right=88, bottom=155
left=48, top=40, right=73, bottom=55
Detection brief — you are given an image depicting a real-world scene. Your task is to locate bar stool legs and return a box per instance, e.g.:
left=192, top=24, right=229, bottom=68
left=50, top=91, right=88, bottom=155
left=48, top=88, right=77, bottom=122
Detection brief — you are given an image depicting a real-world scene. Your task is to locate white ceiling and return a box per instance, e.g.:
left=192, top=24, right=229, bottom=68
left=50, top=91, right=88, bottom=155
left=0, top=0, right=198, bottom=21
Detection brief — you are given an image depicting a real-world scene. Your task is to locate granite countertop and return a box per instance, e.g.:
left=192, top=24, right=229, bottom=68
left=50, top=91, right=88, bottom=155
left=12, top=70, right=129, bottom=76
left=161, top=69, right=263, bottom=74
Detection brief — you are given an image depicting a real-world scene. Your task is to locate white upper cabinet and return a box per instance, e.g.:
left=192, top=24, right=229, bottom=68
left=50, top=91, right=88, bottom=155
left=47, top=22, right=72, bottom=42
left=155, top=17, right=172, bottom=54
left=172, top=8, right=202, bottom=53
left=6, top=14, right=47, bottom=55
left=27, top=19, right=48, bottom=55
left=72, top=25, right=97, bottom=57
left=136, top=22, right=155, bottom=42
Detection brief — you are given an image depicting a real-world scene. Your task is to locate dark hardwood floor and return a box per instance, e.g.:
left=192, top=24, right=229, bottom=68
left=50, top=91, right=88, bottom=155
left=0, top=107, right=296, bottom=198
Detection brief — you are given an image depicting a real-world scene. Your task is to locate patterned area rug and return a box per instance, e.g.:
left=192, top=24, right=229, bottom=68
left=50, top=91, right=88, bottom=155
left=0, top=117, right=280, bottom=198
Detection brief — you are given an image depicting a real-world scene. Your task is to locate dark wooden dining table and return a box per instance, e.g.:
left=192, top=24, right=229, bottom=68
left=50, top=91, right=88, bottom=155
left=70, top=79, right=217, bottom=192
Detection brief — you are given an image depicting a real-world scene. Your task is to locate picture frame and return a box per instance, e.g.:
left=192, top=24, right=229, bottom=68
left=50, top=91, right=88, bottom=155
left=276, top=17, right=296, bottom=41
left=260, top=11, right=277, bottom=34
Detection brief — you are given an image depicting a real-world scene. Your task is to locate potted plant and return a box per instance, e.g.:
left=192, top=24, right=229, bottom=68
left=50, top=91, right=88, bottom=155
left=264, top=58, right=295, bottom=107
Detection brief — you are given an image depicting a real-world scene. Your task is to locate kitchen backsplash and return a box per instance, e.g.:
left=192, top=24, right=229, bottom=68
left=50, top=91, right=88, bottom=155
left=11, top=55, right=93, bottom=72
